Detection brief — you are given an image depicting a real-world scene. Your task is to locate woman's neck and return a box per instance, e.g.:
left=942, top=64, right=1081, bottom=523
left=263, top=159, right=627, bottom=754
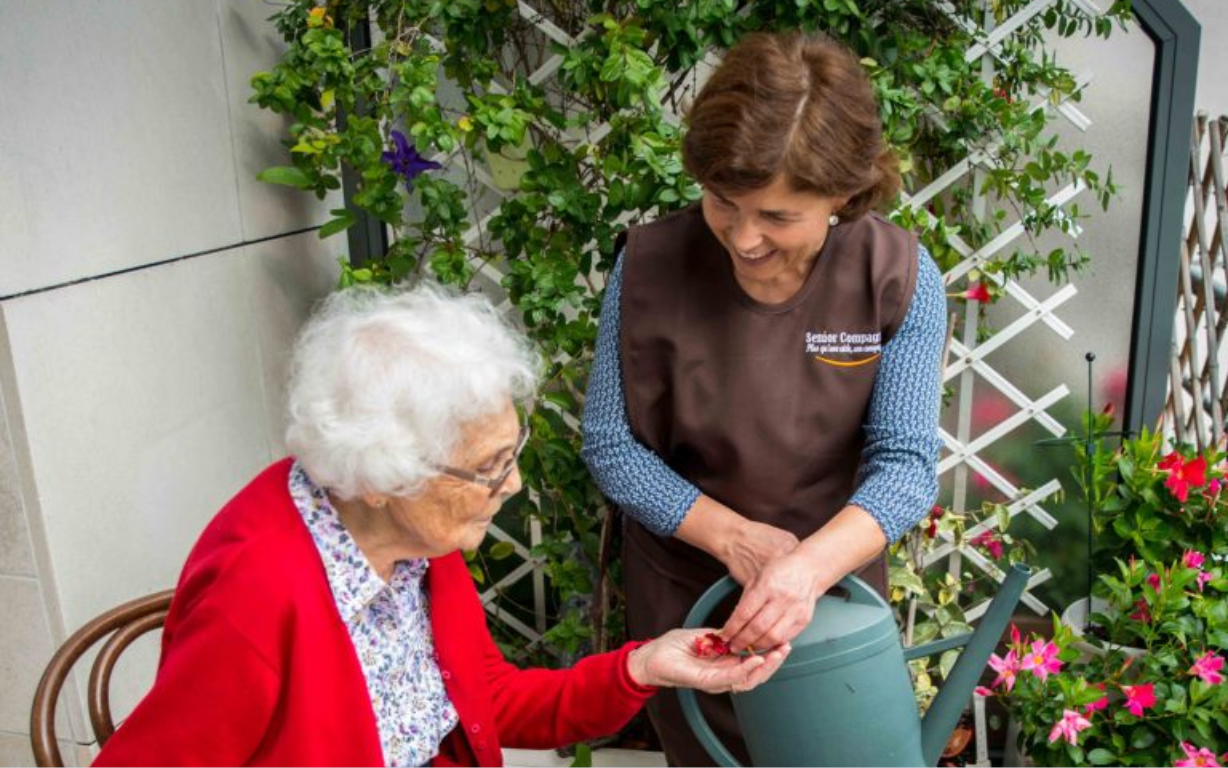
left=329, top=493, right=428, bottom=582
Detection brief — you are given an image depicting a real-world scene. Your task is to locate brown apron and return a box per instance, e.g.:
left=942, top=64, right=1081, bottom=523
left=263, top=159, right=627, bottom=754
left=617, top=205, right=917, bottom=766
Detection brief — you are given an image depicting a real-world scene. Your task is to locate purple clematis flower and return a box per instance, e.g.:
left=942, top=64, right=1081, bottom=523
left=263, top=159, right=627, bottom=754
left=381, top=130, right=441, bottom=188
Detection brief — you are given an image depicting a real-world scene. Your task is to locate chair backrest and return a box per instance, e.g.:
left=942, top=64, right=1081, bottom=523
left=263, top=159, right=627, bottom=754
left=30, top=589, right=174, bottom=767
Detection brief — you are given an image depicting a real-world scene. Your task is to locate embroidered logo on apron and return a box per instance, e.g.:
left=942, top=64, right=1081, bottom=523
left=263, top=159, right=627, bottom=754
left=805, top=330, right=882, bottom=367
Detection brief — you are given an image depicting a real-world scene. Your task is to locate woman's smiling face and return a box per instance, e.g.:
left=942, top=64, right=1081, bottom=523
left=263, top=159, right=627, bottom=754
left=700, top=175, right=845, bottom=302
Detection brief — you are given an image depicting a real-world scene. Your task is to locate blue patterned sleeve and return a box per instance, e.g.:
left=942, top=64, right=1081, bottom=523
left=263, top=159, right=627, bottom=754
left=581, top=254, right=702, bottom=536
left=847, top=246, right=945, bottom=543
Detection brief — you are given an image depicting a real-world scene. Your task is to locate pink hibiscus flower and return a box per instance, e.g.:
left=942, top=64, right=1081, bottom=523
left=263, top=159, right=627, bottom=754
left=1121, top=683, right=1156, bottom=717
left=1047, top=709, right=1092, bottom=746
left=1175, top=742, right=1223, bottom=768
left=989, top=650, right=1020, bottom=691
left=1020, top=639, right=1062, bottom=682
left=1189, top=652, right=1224, bottom=685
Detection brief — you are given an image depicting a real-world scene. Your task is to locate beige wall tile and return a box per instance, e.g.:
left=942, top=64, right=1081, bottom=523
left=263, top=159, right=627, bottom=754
left=0, top=731, right=34, bottom=768
left=242, top=231, right=340, bottom=456
left=0, top=0, right=242, bottom=296
left=0, top=376, right=34, bottom=577
left=1, top=247, right=272, bottom=636
left=216, top=0, right=342, bottom=241
left=0, top=577, right=56, bottom=735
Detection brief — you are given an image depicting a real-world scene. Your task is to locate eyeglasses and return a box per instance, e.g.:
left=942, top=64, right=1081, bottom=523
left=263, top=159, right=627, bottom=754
left=433, top=422, right=531, bottom=497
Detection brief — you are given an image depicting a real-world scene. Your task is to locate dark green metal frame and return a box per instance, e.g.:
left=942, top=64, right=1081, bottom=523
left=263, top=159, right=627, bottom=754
left=1124, top=0, right=1201, bottom=436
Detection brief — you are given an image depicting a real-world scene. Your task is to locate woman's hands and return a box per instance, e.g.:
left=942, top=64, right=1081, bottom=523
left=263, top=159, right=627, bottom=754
left=720, top=551, right=823, bottom=653
left=674, top=496, right=798, bottom=586
left=720, top=520, right=800, bottom=586
left=626, top=629, right=790, bottom=693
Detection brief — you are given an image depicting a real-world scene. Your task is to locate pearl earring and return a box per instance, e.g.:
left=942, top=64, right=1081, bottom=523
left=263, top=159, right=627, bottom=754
left=828, top=214, right=840, bottom=227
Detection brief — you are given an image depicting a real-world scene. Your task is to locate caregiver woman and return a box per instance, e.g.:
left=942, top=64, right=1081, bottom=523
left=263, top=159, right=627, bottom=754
left=581, top=31, right=944, bottom=765
left=93, top=284, right=787, bottom=767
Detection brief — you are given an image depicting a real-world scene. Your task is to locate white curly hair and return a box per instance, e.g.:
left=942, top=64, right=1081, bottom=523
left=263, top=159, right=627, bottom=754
left=285, top=281, right=539, bottom=500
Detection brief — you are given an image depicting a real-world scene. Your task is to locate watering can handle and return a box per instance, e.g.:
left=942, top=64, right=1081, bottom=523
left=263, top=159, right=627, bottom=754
left=677, top=575, right=745, bottom=768
left=677, top=574, right=883, bottom=767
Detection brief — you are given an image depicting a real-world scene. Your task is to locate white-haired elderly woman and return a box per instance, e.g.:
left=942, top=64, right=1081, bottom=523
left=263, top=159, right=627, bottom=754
left=93, top=282, right=788, bottom=768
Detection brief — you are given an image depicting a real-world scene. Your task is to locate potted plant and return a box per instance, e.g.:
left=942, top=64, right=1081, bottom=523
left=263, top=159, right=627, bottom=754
left=1074, top=416, right=1227, bottom=570
left=980, top=555, right=1226, bottom=766
left=979, top=421, right=1228, bottom=766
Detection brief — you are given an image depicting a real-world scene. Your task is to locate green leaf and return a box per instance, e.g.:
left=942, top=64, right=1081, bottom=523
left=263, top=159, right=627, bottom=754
left=1088, top=748, right=1116, bottom=765
left=318, top=208, right=358, bottom=238
left=489, top=540, right=516, bottom=560
left=570, top=743, right=592, bottom=768
left=256, top=165, right=313, bottom=189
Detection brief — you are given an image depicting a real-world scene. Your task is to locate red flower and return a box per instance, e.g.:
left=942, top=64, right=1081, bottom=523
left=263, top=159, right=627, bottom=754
left=970, top=530, right=1004, bottom=560
left=1122, top=683, right=1156, bottom=717
left=1162, top=454, right=1208, bottom=502
left=964, top=283, right=992, bottom=303
left=1129, top=598, right=1151, bottom=623
left=693, top=632, right=731, bottom=658
left=1084, top=683, right=1109, bottom=713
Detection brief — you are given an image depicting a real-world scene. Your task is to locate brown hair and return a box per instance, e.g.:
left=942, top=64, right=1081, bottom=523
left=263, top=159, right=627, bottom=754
left=682, top=31, right=900, bottom=220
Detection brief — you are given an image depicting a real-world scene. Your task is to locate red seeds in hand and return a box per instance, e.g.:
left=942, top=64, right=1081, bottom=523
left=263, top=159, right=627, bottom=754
left=694, top=632, right=732, bottom=658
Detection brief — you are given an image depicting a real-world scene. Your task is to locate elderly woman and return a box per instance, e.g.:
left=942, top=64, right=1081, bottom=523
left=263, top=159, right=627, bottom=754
left=93, top=283, right=787, bottom=767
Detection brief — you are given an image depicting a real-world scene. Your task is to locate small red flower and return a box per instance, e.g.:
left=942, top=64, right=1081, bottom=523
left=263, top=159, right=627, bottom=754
left=1122, top=683, right=1156, bottom=717
left=693, top=632, right=731, bottom=658
left=970, top=530, right=1004, bottom=560
left=964, top=283, right=992, bottom=303
left=1129, top=598, right=1151, bottom=623
left=1162, top=453, right=1208, bottom=502
left=1084, top=683, right=1109, bottom=713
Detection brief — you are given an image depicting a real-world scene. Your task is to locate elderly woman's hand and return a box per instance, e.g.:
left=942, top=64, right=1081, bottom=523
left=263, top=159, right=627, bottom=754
left=626, top=629, right=790, bottom=694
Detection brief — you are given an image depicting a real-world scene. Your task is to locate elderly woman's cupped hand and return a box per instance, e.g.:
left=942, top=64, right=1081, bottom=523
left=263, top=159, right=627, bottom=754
left=626, top=629, right=790, bottom=694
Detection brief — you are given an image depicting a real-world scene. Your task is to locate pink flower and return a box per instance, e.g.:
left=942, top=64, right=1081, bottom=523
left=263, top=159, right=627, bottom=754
left=1148, top=573, right=1162, bottom=593
left=1175, top=742, right=1223, bottom=767
left=1207, top=478, right=1223, bottom=497
left=1084, top=683, right=1109, bottom=713
left=1020, top=640, right=1063, bottom=682
left=989, top=650, right=1020, bottom=691
left=1189, top=652, right=1224, bottom=685
left=1183, top=550, right=1206, bottom=569
left=1010, top=623, right=1022, bottom=649
left=1121, top=683, right=1156, bottom=717
left=1047, top=709, right=1092, bottom=745
left=974, top=686, right=994, bottom=697
left=970, top=530, right=1004, bottom=560
left=1197, top=571, right=1213, bottom=591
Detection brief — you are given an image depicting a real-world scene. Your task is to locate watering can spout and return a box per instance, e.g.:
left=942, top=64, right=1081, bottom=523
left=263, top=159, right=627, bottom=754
left=919, top=563, right=1030, bottom=766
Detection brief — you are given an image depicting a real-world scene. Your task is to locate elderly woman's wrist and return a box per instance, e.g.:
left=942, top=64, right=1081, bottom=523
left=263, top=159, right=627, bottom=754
left=626, top=643, right=653, bottom=687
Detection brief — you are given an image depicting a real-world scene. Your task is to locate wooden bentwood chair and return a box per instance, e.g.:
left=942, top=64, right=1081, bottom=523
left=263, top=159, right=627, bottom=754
left=30, top=589, right=174, bottom=767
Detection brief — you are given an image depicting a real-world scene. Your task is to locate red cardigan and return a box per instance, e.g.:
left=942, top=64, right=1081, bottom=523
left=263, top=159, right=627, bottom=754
left=93, top=459, right=655, bottom=767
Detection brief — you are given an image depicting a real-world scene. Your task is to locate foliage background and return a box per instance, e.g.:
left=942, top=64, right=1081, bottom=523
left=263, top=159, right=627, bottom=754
left=251, top=0, right=1131, bottom=671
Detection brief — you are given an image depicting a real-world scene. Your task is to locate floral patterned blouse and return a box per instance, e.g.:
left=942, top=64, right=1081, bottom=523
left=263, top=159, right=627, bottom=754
left=290, top=462, right=459, bottom=767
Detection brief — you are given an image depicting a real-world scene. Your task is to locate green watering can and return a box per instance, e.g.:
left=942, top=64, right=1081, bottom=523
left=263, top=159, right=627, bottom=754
left=680, top=563, right=1030, bottom=766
